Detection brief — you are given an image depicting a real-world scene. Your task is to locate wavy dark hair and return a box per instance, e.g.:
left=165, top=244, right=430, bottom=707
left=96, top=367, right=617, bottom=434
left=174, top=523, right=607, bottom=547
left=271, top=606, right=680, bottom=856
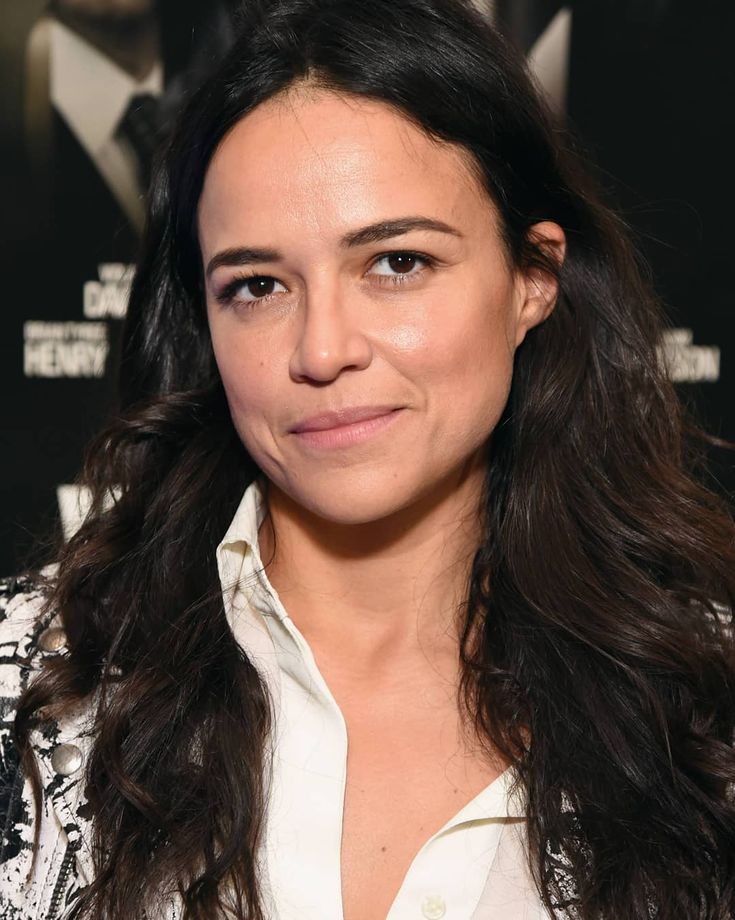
left=13, top=0, right=735, bottom=917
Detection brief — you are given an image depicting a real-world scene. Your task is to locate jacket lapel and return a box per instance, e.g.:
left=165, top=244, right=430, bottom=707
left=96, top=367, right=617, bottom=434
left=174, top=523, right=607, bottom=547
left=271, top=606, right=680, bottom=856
left=29, top=703, right=97, bottom=887
left=30, top=709, right=184, bottom=918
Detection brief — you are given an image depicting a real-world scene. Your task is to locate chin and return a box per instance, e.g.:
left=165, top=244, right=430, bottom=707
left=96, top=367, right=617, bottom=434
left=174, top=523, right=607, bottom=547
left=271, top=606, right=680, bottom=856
left=277, top=461, right=470, bottom=534
left=275, top=465, right=419, bottom=524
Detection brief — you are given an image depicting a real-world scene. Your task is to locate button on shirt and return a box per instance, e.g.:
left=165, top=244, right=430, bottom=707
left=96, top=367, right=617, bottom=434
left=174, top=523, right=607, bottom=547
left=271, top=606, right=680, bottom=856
left=216, top=476, right=551, bottom=920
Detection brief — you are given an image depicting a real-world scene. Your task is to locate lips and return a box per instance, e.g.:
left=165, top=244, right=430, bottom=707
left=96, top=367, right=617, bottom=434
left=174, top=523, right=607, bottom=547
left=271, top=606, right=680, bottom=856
left=290, top=405, right=400, bottom=433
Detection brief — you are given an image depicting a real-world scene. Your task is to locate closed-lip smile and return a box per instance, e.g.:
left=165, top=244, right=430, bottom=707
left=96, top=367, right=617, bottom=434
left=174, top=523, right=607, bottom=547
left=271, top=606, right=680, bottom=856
left=290, top=405, right=401, bottom=433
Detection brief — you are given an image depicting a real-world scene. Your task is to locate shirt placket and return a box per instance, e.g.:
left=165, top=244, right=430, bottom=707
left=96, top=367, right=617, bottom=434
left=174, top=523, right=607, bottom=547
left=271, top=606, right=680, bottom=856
left=260, top=603, right=349, bottom=920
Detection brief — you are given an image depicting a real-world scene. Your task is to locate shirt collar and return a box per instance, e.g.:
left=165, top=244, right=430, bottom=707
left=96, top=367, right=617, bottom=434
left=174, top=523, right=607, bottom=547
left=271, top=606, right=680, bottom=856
left=49, top=18, right=163, bottom=159
left=466, top=764, right=526, bottom=821
left=217, top=474, right=268, bottom=554
left=215, top=474, right=286, bottom=621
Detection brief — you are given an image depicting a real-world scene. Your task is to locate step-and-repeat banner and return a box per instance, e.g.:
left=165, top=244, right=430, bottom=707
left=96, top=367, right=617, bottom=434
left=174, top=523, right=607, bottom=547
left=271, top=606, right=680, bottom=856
left=1, top=0, right=732, bottom=575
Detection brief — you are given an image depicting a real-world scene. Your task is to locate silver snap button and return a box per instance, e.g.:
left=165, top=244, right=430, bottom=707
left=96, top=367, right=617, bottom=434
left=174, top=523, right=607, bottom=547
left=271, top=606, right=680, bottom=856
left=51, top=743, right=83, bottom=776
left=38, top=626, right=67, bottom=654
left=421, top=895, right=446, bottom=920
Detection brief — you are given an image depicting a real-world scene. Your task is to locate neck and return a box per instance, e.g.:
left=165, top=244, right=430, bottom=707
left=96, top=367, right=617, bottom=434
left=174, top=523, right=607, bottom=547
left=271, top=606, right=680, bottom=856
left=55, top=10, right=160, bottom=81
left=258, top=456, right=486, bottom=678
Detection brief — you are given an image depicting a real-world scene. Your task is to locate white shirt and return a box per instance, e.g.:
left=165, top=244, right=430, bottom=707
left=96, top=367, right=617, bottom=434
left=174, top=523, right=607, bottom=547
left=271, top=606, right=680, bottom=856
left=49, top=19, right=163, bottom=231
left=215, top=475, right=552, bottom=920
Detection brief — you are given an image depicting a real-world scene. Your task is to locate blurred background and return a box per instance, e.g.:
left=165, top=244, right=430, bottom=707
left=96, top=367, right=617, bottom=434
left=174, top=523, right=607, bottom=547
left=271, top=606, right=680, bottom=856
left=1, top=0, right=732, bottom=575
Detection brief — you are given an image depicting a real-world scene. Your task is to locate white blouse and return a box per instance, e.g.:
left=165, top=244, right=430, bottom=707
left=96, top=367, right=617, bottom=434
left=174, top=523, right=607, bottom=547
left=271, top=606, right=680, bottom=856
left=216, top=476, right=552, bottom=920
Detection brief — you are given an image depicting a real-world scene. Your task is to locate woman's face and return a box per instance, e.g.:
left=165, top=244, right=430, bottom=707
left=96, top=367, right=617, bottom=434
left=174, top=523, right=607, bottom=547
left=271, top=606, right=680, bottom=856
left=199, top=87, right=561, bottom=524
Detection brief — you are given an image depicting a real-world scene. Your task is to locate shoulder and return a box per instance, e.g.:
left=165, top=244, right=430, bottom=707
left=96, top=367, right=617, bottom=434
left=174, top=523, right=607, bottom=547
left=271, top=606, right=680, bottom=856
left=0, top=566, right=60, bottom=824
left=0, top=567, right=59, bottom=798
left=0, top=565, right=62, bottom=773
left=0, top=566, right=84, bottom=917
left=0, top=567, right=59, bottom=703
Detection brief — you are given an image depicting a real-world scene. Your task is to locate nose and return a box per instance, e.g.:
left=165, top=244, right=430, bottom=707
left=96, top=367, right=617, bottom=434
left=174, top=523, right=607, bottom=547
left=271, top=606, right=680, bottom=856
left=288, top=276, right=373, bottom=383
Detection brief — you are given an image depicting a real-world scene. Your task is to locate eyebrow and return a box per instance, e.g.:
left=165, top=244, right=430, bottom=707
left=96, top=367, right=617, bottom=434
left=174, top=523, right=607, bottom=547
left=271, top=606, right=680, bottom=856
left=204, top=216, right=462, bottom=280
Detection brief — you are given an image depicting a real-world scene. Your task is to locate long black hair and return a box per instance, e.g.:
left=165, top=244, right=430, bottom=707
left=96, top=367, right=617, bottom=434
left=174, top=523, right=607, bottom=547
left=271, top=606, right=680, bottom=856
left=16, top=1, right=735, bottom=917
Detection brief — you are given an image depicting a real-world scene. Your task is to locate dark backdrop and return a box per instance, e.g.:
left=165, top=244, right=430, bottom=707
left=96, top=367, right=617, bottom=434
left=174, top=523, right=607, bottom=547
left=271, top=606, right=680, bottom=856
left=496, top=0, right=734, bottom=496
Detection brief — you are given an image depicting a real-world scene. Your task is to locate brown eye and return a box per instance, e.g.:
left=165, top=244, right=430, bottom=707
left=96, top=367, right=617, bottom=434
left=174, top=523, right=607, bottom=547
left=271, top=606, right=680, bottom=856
left=386, top=253, right=417, bottom=273
left=216, top=274, right=288, bottom=306
left=246, top=277, right=278, bottom=297
left=370, top=251, right=430, bottom=280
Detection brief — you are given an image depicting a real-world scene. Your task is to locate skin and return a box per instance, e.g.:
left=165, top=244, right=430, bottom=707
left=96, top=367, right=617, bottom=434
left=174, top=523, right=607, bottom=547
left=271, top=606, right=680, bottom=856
left=199, top=85, right=565, bottom=920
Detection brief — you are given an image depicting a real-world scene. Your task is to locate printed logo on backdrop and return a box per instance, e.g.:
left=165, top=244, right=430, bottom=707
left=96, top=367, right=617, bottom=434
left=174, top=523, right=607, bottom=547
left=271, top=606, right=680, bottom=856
left=23, top=263, right=133, bottom=378
left=84, top=263, right=134, bottom=320
left=657, top=328, right=721, bottom=384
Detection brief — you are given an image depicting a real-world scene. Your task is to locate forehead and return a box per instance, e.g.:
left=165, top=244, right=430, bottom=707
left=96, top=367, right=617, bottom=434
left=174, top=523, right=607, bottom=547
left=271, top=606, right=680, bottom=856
left=197, top=87, right=495, bottom=245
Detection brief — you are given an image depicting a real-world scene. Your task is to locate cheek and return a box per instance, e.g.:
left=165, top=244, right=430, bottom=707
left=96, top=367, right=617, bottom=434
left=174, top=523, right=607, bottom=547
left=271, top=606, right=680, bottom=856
left=209, top=326, right=279, bottom=435
left=416, top=286, right=517, bottom=439
left=421, top=278, right=515, bottom=368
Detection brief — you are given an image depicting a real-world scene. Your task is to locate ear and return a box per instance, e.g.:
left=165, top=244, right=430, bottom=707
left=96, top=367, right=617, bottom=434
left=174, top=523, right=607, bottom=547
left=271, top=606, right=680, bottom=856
left=513, top=221, right=566, bottom=348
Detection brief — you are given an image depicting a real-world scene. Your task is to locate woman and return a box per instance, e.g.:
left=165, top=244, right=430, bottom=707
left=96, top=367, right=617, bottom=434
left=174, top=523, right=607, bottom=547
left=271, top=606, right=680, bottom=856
left=2, top=0, right=734, bottom=917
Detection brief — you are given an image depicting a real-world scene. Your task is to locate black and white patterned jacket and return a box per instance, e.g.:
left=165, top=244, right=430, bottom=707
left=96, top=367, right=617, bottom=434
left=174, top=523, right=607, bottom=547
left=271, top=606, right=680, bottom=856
left=0, top=571, right=97, bottom=919
left=0, top=573, right=182, bottom=919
